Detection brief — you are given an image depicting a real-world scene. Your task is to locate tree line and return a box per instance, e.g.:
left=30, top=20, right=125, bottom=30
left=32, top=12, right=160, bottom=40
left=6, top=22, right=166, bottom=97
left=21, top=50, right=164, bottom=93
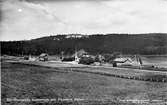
left=1, top=33, right=167, bottom=56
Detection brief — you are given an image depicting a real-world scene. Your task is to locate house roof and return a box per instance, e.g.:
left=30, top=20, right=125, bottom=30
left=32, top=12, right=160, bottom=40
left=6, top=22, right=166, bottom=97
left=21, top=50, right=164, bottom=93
left=39, top=53, right=48, bottom=57
left=114, top=57, right=132, bottom=63
left=72, top=49, right=88, bottom=57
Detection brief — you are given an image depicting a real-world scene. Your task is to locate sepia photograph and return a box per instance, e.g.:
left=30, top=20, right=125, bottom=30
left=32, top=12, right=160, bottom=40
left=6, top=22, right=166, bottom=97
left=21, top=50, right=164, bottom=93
left=0, top=0, right=167, bottom=105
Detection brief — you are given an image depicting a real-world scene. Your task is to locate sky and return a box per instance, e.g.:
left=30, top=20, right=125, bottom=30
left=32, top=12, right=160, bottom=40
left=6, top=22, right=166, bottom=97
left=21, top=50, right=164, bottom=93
left=0, top=0, right=167, bottom=41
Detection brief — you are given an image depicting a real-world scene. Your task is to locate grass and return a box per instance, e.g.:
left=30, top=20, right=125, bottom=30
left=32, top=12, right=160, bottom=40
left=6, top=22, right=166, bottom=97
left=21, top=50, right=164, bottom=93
left=1, top=61, right=167, bottom=105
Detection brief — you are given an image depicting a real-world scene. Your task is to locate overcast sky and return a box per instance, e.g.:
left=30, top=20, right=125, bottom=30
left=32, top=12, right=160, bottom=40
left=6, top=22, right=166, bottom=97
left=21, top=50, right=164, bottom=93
left=0, top=0, right=167, bottom=41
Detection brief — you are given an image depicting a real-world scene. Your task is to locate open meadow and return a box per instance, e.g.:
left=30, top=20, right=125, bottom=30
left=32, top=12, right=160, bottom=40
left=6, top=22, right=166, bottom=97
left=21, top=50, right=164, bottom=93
left=142, top=55, right=167, bottom=68
left=1, top=57, right=167, bottom=105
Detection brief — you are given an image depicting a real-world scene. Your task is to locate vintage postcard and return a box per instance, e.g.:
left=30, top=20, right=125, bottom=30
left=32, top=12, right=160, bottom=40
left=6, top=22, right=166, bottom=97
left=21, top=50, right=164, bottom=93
left=1, top=0, right=167, bottom=105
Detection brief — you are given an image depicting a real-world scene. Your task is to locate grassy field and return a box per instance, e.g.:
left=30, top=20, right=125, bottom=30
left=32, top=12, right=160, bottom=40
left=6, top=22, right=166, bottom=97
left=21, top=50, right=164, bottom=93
left=1, top=61, right=167, bottom=105
left=141, top=55, right=167, bottom=68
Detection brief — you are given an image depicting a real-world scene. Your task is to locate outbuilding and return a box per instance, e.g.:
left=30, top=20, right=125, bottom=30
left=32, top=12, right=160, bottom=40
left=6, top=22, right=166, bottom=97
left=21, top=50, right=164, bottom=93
left=39, top=53, right=49, bottom=61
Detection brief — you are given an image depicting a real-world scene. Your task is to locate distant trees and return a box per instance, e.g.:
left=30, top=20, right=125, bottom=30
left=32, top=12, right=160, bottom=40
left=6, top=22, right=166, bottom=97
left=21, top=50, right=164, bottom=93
left=103, top=52, right=121, bottom=63
left=1, top=33, right=167, bottom=56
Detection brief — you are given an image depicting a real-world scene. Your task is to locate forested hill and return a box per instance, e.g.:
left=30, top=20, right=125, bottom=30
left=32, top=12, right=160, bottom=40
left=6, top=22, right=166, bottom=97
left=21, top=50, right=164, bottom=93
left=1, top=33, right=167, bottom=55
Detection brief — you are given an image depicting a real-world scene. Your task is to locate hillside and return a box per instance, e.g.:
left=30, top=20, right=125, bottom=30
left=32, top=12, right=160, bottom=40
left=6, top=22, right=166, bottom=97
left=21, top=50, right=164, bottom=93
left=1, top=33, right=167, bottom=55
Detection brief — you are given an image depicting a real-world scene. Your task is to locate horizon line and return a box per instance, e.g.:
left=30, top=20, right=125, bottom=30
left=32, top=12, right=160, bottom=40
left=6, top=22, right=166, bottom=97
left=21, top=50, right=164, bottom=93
left=1, top=32, right=167, bottom=42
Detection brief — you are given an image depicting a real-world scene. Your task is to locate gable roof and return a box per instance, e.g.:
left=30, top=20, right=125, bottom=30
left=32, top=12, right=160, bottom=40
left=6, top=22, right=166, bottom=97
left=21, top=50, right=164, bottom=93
left=39, top=53, right=48, bottom=57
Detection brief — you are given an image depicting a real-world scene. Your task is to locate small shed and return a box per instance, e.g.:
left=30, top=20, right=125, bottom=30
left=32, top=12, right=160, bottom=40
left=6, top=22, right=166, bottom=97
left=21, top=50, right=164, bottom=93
left=39, top=53, right=49, bottom=61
